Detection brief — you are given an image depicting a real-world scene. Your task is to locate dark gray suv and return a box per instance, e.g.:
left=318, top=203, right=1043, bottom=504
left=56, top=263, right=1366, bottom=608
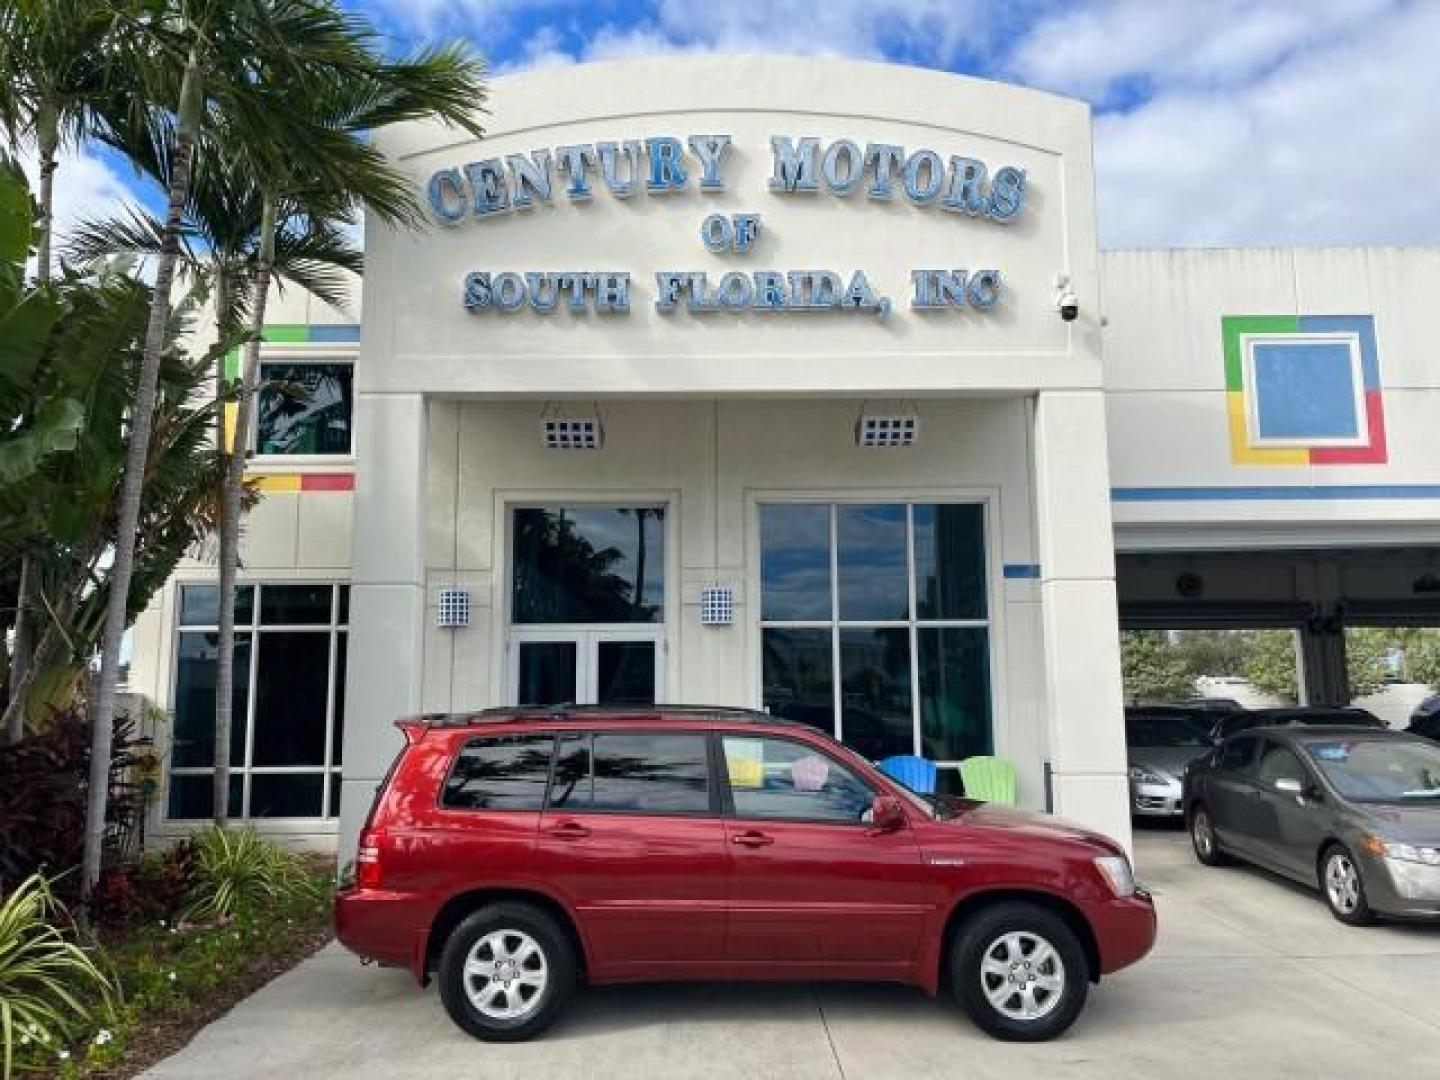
left=1183, top=727, right=1440, bottom=924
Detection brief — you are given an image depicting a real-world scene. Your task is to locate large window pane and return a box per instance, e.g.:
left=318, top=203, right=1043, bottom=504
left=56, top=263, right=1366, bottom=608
left=760, top=504, right=831, bottom=621
left=590, top=733, right=709, bottom=814
left=442, top=735, right=556, bottom=810
left=839, top=628, right=913, bottom=761
left=331, top=632, right=346, bottom=767
left=762, top=628, right=834, bottom=732
left=837, top=504, right=909, bottom=621
left=724, top=736, right=873, bottom=823
left=518, top=642, right=577, bottom=706
left=178, top=584, right=253, bottom=626
left=914, top=505, right=987, bottom=620
left=919, top=627, right=992, bottom=760
left=253, top=632, right=329, bottom=766
left=512, top=507, right=665, bottom=624
left=171, top=633, right=249, bottom=767
left=260, top=583, right=333, bottom=625
left=168, top=773, right=240, bottom=820
left=257, top=362, right=353, bottom=455
left=596, top=641, right=656, bottom=705
left=250, top=774, right=324, bottom=817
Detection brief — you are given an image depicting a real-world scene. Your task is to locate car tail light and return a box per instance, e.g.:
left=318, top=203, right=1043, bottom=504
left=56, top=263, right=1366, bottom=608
left=356, top=828, right=384, bottom=889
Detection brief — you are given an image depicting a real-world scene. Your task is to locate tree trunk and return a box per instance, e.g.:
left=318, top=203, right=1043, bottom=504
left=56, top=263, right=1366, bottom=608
left=7, top=122, right=60, bottom=744
left=216, top=197, right=276, bottom=825
left=83, top=54, right=203, bottom=901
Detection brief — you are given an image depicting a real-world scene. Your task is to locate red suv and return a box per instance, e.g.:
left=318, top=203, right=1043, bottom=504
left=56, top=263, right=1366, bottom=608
left=336, top=707, right=1155, bottom=1042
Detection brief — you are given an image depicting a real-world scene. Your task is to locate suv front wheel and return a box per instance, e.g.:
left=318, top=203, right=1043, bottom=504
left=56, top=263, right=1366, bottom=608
left=950, top=901, right=1089, bottom=1041
left=437, top=901, right=577, bottom=1042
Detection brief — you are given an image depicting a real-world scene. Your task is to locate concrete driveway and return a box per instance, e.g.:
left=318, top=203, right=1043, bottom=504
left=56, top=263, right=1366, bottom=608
left=142, top=830, right=1440, bottom=1079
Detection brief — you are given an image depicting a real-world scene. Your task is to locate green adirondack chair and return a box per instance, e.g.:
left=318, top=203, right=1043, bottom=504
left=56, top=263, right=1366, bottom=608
left=960, top=756, right=1018, bottom=805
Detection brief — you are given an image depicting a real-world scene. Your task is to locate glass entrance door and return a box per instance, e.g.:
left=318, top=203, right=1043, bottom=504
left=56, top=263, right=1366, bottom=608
left=510, top=630, right=663, bottom=706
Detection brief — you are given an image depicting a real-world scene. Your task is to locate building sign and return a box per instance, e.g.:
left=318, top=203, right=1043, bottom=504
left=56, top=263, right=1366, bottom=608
left=428, top=134, right=1027, bottom=318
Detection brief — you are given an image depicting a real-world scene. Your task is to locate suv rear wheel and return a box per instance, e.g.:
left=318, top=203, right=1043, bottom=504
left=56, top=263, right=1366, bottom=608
left=437, top=902, right=577, bottom=1042
left=950, top=901, right=1089, bottom=1041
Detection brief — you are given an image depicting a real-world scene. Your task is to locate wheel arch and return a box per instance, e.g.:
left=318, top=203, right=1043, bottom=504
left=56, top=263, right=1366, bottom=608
left=939, top=889, right=1102, bottom=990
left=422, top=887, right=589, bottom=987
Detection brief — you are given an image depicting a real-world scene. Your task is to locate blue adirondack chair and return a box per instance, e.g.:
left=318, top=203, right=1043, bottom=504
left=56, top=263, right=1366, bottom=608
left=877, top=755, right=937, bottom=794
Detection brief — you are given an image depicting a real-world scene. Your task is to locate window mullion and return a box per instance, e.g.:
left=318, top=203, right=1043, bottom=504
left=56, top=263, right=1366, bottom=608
left=907, top=504, right=921, bottom=759
left=242, top=591, right=261, bottom=818
left=829, top=503, right=842, bottom=746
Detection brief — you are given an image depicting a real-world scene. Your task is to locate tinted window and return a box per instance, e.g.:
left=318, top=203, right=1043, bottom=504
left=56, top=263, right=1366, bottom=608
left=723, top=736, right=874, bottom=823
left=257, top=362, right=353, bottom=455
left=1255, top=742, right=1307, bottom=785
left=545, top=733, right=710, bottom=814
left=1219, top=736, right=1259, bottom=773
left=1126, top=710, right=1212, bottom=748
left=443, top=735, right=556, bottom=810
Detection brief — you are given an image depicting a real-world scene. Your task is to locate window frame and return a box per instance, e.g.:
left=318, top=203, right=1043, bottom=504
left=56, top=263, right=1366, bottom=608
left=750, top=491, right=1004, bottom=781
left=538, top=729, right=721, bottom=819
left=166, top=580, right=349, bottom=823
left=716, top=731, right=878, bottom=828
left=438, top=733, right=559, bottom=813
left=246, top=342, right=358, bottom=469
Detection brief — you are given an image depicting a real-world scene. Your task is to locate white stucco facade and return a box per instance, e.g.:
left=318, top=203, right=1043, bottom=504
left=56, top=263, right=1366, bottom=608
left=124, top=55, right=1440, bottom=860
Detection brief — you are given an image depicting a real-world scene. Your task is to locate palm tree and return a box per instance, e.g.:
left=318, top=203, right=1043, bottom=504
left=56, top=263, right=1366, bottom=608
left=205, top=52, right=483, bottom=824
left=0, top=0, right=129, bottom=741
left=82, top=0, right=445, bottom=895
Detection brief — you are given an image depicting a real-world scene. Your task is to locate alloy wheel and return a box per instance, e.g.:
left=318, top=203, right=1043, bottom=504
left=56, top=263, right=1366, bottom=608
left=1192, top=810, right=1215, bottom=859
left=978, top=930, right=1066, bottom=1022
left=463, top=929, right=549, bottom=1020
left=1325, top=852, right=1361, bottom=915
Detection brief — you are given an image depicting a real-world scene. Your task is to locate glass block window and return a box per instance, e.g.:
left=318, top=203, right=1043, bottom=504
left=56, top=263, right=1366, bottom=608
left=256, top=362, right=353, bottom=455
left=168, top=582, right=348, bottom=820
left=759, top=503, right=992, bottom=781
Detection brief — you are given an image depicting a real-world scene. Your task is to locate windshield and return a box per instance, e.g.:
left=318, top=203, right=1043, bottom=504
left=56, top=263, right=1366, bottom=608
left=1303, top=739, right=1440, bottom=803
left=1126, top=712, right=1211, bottom=748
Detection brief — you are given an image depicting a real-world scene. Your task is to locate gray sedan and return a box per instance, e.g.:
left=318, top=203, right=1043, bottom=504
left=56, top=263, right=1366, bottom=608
left=1126, top=707, right=1215, bottom=818
left=1182, top=726, right=1440, bottom=924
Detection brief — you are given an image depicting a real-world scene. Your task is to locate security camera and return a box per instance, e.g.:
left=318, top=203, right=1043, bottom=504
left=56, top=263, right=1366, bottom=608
left=1057, top=289, right=1079, bottom=322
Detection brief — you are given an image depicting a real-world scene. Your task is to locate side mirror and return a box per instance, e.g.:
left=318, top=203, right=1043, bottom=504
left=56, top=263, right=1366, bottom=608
left=870, top=795, right=907, bottom=833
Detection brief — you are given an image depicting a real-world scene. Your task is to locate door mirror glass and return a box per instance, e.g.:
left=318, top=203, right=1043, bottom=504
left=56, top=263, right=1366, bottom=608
left=1274, top=777, right=1303, bottom=795
left=869, top=794, right=907, bottom=832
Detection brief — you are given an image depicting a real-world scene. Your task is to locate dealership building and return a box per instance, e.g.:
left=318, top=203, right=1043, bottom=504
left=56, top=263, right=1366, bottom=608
left=125, top=57, right=1440, bottom=857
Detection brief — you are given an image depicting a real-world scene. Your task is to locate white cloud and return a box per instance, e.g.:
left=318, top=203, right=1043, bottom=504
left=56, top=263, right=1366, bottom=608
left=1089, top=0, right=1440, bottom=246
left=16, top=144, right=142, bottom=272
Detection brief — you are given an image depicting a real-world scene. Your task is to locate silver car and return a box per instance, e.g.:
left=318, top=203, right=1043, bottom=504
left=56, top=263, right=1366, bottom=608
left=1183, top=727, right=1440, bottom=923
left=1125, top=708, right=1215, bottom=819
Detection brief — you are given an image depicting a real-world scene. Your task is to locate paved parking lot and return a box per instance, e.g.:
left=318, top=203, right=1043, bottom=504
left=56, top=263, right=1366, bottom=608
left=143, top=829, right=1440, bottom=1079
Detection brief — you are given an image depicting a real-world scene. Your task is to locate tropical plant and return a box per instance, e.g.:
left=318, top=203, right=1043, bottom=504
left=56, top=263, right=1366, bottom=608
left=183, top=828, right=318, bottom=921
left=1119, top=630, right=1195, bottom=704
left=0, top=873, right=115, bottom=1080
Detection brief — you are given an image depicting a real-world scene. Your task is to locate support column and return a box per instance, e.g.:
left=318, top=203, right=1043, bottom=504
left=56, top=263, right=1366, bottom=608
left=1032, top=391, right=1132, bottom=854
left=338, top=392, right=428, bottom=861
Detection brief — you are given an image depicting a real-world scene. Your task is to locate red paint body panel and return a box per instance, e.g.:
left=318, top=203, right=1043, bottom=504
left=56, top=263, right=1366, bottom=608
left=334, top=714, right=1157, bottom=995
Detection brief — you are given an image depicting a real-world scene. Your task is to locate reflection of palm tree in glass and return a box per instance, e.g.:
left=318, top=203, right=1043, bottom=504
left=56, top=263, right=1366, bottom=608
left=618, top=507, right=665, bottom=619
left=514, top=510, right=640, bottom=622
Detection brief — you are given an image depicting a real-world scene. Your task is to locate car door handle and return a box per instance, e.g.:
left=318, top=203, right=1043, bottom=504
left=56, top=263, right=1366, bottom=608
left=731, top=831, right=774, bottom=848
left=548, top=821, right=590, bottom=840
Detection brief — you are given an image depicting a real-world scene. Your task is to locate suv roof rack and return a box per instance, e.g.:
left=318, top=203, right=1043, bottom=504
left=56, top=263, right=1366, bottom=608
left=400, top=703, right=781, bottom=731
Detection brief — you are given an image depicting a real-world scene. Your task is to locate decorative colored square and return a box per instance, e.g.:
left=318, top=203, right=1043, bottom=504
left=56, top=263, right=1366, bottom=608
left=1221, top=315, right=1386, bottom=467
left=1251, top=341, right=1360, bottom=440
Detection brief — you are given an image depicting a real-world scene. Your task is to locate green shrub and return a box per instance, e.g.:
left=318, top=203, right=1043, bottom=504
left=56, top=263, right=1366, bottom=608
left=0, top=875, right=114, bottom=1080
left=183, top=829, right=319, bottom=921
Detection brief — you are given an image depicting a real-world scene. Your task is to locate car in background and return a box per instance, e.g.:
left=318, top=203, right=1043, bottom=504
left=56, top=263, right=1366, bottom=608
left=1408, top=694, right=1440, bottom=743
left=336, top=705, right=1155, bottom=1043
left=1125, top=707, right=1215, bottom=819
left=1183, top=726, right=1440, bottom=924
left=1207, top=705, right=1384, bottom=743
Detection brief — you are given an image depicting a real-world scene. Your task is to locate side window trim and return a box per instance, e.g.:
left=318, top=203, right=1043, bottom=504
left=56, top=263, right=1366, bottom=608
left=718, top=732, right=876, bottom=827
left=439, top=732, right=558, bottom=813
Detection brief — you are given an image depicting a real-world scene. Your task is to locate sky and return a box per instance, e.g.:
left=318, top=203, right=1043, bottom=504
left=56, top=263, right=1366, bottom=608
left=30, top=0, right=1440, bottom=252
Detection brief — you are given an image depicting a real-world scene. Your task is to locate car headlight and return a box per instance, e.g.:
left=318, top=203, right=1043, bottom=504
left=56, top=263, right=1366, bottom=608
left=1128, top=765, right=1165, bottom=784
left=1381, top=842, right=1440, bottom=866
left=1094, top=855, right=1136, bottom=897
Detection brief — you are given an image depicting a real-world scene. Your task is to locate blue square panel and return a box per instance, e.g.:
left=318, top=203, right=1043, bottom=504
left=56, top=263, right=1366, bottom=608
left=1252, top=341, right=1359, bottom=439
